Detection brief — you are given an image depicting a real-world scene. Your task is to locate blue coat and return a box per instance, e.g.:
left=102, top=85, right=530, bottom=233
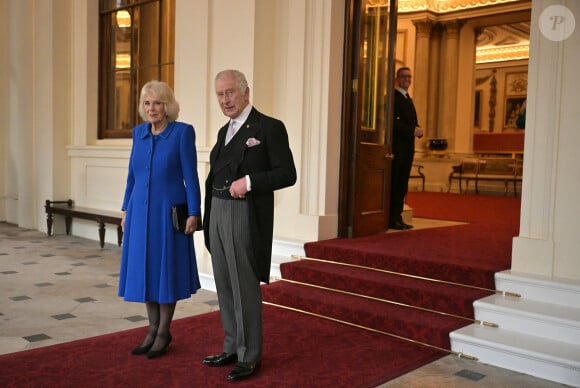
left=118, top=121, right=202, bottom=303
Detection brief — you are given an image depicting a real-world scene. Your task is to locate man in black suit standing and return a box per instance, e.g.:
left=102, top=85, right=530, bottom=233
left=390, top=67, right=423, bottom=230
left=202, top=69, right=297, bottom=381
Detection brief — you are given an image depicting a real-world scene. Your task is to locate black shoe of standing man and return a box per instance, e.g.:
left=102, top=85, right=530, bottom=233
left=227, top=361, right=261, bottom=381
left=203, top=352, right=238, bottom=367
left=389, top=220, right=413, bottom=230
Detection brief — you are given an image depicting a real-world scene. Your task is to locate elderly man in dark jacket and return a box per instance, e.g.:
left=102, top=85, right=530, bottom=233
left=202, top=69, right=297, bottom=382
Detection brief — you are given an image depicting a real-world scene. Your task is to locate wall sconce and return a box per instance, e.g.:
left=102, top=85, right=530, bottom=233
left=116, top=10, right=131, bottom=28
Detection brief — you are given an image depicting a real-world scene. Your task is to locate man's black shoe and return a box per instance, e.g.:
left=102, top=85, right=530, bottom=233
left=203, top=352, right=237, bottom=367
left=401, top=222, right=414, bottom=229
left=388, top=221, right=406, bottom=230
left=227, top=361, right=261, bottom=381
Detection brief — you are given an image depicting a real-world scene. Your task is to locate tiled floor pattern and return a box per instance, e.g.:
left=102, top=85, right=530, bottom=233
left=0, top=222, right=569, bottom=387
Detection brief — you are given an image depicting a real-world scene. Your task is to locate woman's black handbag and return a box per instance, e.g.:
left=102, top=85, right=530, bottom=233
left=171, top=204, right=202, bottom=232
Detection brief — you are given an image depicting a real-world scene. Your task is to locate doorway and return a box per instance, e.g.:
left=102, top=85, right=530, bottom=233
left=337, top=1, right=531, bottom=238
left=339, top=0, right=398, bottom=238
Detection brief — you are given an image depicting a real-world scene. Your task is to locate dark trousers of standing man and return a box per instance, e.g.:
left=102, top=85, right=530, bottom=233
left=209, top=197, right=262, bottom=364
left=389, top=146, right=414, bottom=224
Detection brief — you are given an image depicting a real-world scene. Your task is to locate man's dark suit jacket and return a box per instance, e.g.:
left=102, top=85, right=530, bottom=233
left=393, top=89, right=418, bottom=155
left=204, top=107, right=297, bottom=283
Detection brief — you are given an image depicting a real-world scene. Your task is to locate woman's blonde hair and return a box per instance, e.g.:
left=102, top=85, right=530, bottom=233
left=138, top=80, right=180, bottom=122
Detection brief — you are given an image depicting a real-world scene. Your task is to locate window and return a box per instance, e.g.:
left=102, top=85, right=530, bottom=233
left=98, top=0, right=175, bottom=139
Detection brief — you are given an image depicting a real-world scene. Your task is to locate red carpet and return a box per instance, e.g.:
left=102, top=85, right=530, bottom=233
left=263, top=191, right=520, bottom=375
left=300, top=192, right=521, bottom=289
left=2, top=192, right=520, bottom=387
left=2, top=306, right=440, bottom=387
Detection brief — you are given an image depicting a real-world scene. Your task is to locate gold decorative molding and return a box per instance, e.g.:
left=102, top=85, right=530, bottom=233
left=366, top=0, right=390, bottom=7
left=399, top=0, right=522, bottom=13
left=476, top=43, right=529, bottom=63
left=412, top=19, right=434, bottom=37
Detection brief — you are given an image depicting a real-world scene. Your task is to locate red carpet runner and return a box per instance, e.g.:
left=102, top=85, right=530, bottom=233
left=263, top=191, right=520, bottom=377
left=2, top=307, right=441, bottom=387
left=2, top=192, right=520, bottom=387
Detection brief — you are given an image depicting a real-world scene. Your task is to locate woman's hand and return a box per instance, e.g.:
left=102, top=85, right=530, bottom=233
left=185, top=216, right=199, bottom=235
left=121, top=211, right=126, bottom=232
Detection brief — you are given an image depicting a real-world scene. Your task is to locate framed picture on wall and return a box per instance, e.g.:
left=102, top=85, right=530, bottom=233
left=504, top=72, right=528, bottom=129
left=504, top=97, right=526, bottom=129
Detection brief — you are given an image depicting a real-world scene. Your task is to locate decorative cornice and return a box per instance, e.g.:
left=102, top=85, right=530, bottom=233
left=398, top=0, right=522, bottom=13
left=476, top=43, right=529, bottom=63
left=442, top=19, right=463, bottom=34
left=369, top=0, right=531, bottom=64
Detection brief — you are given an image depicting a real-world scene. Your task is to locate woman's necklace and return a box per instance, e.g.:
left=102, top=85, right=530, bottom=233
left=151, top=122, right=167, bottom=135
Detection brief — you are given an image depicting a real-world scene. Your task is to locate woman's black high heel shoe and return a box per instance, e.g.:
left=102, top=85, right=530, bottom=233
left=146, top=333, right=172, bottom=359
left=131, top=332, right=156, bottom=355
left=131, top=337, right=156, bottom=355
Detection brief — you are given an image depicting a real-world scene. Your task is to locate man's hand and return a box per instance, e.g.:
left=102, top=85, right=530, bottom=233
left=415, top=126, right=424, bottom=138
left=229, top=177, right=248, bottom=199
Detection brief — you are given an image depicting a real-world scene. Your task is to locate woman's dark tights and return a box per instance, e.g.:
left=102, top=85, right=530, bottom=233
left=140, top=301, right=176, bottom=351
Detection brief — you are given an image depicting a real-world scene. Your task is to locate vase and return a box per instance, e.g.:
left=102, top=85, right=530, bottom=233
left=428, top=138, right=448, bottom=151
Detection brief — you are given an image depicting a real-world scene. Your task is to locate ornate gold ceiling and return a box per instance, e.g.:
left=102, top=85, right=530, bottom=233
left=394, top=0, right=530, bottom=63
left=397, top=0, right=522, bottom=13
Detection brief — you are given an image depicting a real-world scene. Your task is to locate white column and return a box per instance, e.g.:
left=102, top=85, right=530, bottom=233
left=412, top=19, right=432, bottom=148
left=512, top=0, right=580, bottom=280
left=7, top=0, right=34, bottom=227
left=438, top=20, right=461, bottom=148
left=427, top=24, right=441, bottom=139
left=0, top=0, right=8, bottom=222
left=71, top=0, right=98, bottom=146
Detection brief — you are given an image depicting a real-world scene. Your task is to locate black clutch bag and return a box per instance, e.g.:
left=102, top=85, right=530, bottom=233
left=171, top=204, right=202, bottom=232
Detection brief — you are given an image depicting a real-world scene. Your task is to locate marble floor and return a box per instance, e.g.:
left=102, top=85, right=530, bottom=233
left=0, top=222, right=570, bottom=387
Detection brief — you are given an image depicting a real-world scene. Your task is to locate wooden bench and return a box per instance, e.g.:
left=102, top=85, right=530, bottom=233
left=448, top=157, right=522, bottom=196
left=448, top=158, right=479, bottom=194
left=409, top=164, right=426, bottom=191
left=45, top=199, right=123, bottom=248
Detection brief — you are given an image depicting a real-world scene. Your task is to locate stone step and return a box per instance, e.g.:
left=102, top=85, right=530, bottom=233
left=496, top=270, right=580, bottom=309
left=474, top=293, right=580, bottom=345
left=451, top=271, right=580, bottom=386
left=402, top=203, right=413, bottom=224
left=451, top=324, right=580, bottom=387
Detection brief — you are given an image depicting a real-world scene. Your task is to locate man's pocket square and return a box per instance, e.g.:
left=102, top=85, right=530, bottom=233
left=246, top=138, right=261, bottom=147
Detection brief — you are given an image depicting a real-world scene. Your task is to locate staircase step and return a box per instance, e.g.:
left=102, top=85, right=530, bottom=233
left=281, top=259, right=491, bottom=317
left=496, top=270, right=580, bottom=309
left=402, top=204, right=413, bottom=225
left=264, top=280, right=470, bottom=349
left=450, top=324, right=580, bottom=387
left=474, top=294, right=580, bottom=345
left=303, top=225, right=505, bottom=290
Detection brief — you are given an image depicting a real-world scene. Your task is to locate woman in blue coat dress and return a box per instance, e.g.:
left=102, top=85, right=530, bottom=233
left=119, top=80, right=202, bottom=358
